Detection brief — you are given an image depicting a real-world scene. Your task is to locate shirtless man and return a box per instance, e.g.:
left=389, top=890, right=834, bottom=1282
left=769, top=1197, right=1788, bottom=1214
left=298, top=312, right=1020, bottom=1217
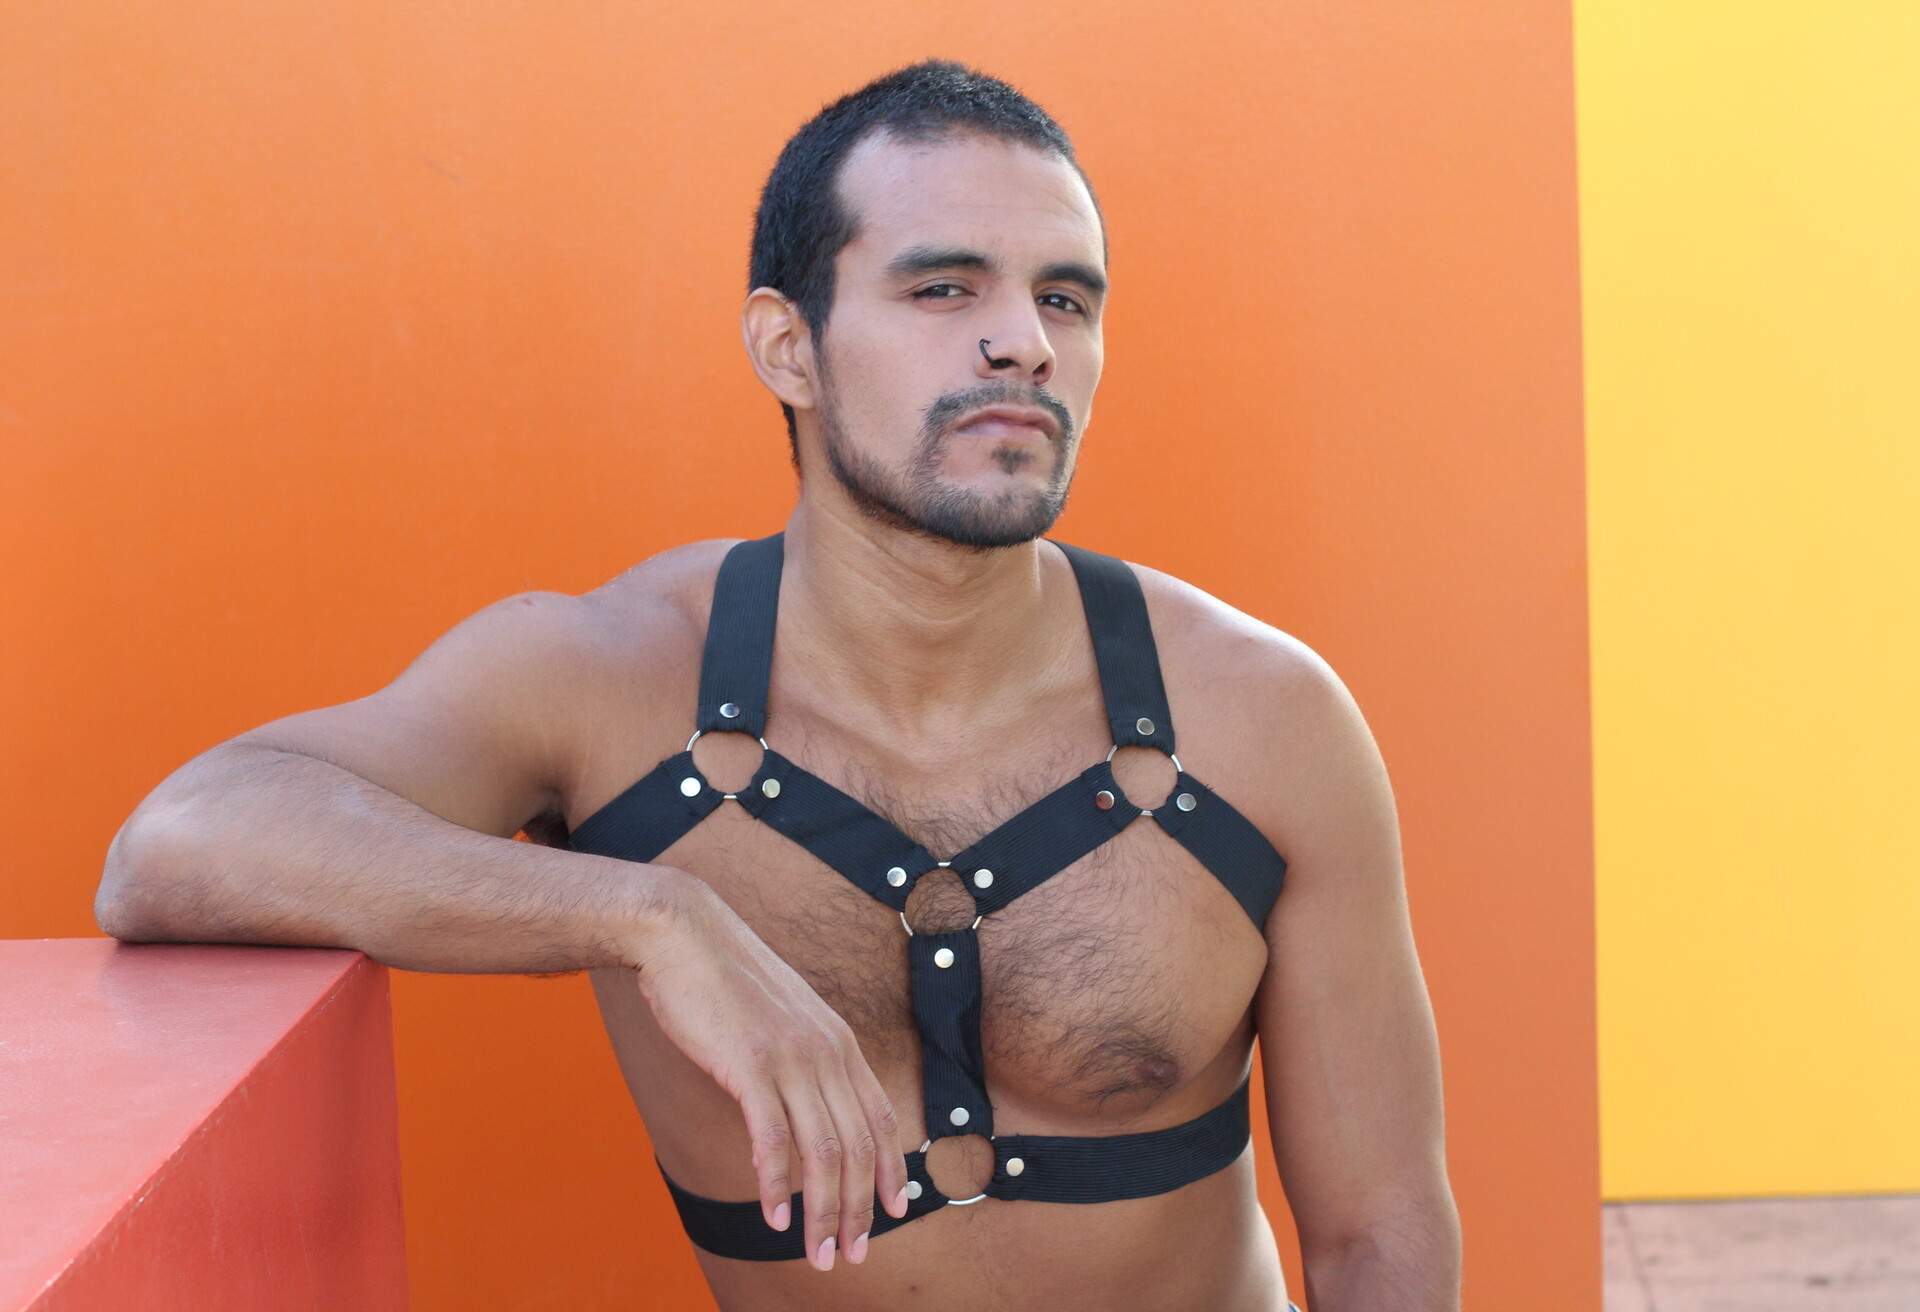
left=95, top=60, right=1460, bottom=1311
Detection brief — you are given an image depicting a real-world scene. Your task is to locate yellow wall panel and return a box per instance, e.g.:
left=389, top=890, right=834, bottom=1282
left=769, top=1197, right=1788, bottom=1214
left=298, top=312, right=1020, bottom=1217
left=1577, top=2, right=1920, bottom=1197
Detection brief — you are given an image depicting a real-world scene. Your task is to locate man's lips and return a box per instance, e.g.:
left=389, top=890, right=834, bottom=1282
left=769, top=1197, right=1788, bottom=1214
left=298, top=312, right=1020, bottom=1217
left=948, top=403, right=1059, bottom=437
left=954, top=416, right=1051, bottom=438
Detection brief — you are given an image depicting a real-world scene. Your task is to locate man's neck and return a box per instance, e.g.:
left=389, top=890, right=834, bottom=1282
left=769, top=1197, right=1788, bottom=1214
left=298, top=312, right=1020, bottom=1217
left=780, top=500, right=1074, bottom=741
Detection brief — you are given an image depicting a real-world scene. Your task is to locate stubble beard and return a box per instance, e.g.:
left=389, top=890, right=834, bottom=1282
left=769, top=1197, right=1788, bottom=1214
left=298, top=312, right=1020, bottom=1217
left=816, top=361, right=1076, bottom=552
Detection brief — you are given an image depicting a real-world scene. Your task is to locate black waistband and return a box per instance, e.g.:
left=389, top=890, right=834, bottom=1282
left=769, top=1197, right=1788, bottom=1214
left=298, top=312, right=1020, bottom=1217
left=655, top=1073, right=1254, bottom=1263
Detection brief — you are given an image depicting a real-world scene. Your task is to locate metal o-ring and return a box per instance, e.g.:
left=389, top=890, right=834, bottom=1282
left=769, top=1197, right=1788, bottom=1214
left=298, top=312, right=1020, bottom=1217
left=1103, top=742, right=1186, bottom=812
left=915, top=1135, right=996, bottom=1206
left=899, top=910, right=983, bottom=939
left=685, top=729, right=773, bottom=802
left=1105, top=742, right=1183, bottom=773
left=686, top=728, right=770, bottom=753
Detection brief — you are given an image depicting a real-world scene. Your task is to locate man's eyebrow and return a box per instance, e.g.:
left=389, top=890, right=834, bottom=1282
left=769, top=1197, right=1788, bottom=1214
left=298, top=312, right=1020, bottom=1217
left=883, top=244, right=1108, bottom=298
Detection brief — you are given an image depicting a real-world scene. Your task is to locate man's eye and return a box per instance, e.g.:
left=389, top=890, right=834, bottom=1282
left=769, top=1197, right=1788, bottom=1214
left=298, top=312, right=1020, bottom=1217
left=910, top=285, right=1086, bottom=315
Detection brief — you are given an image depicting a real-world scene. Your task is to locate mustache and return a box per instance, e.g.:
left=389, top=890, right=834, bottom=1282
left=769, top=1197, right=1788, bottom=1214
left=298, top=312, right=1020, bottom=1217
left=922, top=385, right=1073, bottom=441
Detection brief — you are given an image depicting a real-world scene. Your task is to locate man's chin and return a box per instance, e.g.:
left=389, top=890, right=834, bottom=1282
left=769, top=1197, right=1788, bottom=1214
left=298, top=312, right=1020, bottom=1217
left=908, top=491, right=1067, bottom=550
left=821, top=434, right=1069, bottom=548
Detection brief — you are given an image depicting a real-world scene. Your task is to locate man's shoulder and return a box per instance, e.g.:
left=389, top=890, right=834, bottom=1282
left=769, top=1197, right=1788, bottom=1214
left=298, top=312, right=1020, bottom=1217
left=488, top=538, right=739, bottom=732
left=1116, top=553, right=1336, bottom=711
left=578, top=536, right=744, bottom=650
left=1119, top=554, right=1380, bottom=871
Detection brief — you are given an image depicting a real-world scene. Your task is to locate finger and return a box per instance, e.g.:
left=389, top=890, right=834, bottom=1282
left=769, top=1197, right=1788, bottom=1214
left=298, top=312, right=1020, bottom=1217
left=738, top=1069, right=797, bottom=1235
left=817, top=1058, right=880, bottom=1263
left=783, top=1071, right=844, bottom=1272
left=844, top=1049, right=910, bottom=1221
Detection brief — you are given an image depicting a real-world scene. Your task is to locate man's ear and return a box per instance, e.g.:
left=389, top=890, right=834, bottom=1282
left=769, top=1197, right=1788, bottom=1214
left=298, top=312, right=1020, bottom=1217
left=741, top=288, right=817, bottom=412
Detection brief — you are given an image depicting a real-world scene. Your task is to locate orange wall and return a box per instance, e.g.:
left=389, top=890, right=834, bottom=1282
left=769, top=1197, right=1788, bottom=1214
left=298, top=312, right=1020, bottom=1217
left=1, top=4, right=1594, bottom=1308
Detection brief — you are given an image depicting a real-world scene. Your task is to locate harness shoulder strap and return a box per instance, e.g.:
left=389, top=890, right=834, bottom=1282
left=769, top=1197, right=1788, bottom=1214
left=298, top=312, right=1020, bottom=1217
left=1053, top=540, right=1176, bottom=753
left=694, top=532, right=785, bottom=737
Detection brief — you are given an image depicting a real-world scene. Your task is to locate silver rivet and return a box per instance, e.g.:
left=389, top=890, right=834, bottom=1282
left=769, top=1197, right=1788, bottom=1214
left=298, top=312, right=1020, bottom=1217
left=934, top=947, right=955, bottom=968
left=1136, top=716, right=1155, bottom=736
left=1094, top=789, right=1115, bottom=810
left=719, top=701, right=740, bottom=719
left=1176, top=792, right=1197, bottom=811
left=905, top=1180, right=923, bottom=1200
left=679, top=776, right=701, bottom=797
left=1006, top=1157, right=1025, bottom=1176
left=973, top=868, right=993, bottom=889
left=886, top=866, right=907, bottom=887
left=949, top=1107, right=970, bottom=1127
left=760, top=777, right=781, bottom=798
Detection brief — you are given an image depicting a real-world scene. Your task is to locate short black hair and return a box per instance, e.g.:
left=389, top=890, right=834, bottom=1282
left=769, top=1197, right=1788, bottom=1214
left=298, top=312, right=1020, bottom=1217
left=747, top=59, right=1106, bottom=467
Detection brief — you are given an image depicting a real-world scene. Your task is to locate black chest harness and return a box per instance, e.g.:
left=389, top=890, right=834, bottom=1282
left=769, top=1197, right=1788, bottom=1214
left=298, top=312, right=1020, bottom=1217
left=567, top=532, right=1290, bottom=1263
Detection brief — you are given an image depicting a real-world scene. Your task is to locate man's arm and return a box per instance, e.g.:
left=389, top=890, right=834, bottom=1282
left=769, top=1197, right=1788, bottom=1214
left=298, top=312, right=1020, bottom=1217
left=93, top=589, right=685, bottom=973
left=93, top=583, right=918, bottom=1264
left=1253, top=644, right=1461, bottom=1312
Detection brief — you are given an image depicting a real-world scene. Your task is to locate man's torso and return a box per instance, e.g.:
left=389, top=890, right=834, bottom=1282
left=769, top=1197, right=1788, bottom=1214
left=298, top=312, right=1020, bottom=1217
left=547, top=537, right=1307, bottom=1311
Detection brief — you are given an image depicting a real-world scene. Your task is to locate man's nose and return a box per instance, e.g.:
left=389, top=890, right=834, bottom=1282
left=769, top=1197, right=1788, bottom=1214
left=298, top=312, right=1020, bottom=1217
left=974, top=316, right=1055, bottom=386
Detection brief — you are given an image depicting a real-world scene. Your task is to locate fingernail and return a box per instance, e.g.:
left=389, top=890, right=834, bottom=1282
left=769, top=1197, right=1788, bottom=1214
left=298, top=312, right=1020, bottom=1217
left=817, top=1236, right=836, bottom=1270
left=850, top=1231, right=869, bottom=1263
left=893, top=1186, right=910, bottom=1216
left=772, top=1201, right=789, bottom=1231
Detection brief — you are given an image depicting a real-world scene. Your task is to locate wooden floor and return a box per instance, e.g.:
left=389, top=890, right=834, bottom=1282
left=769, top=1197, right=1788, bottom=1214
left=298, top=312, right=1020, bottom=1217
left=1604, top=1196, right=1920, bottom=1311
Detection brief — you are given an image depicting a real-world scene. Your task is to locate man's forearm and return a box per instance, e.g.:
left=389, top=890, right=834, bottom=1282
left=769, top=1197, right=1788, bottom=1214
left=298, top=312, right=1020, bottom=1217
left=1302, top=1197, right=1463, bottom=1312
left=96, top=744, right=689, bottom=976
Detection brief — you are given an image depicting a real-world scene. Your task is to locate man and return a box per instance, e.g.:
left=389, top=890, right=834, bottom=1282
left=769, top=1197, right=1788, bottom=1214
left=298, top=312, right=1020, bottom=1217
left=97, top=60, right=1460, bottom=1311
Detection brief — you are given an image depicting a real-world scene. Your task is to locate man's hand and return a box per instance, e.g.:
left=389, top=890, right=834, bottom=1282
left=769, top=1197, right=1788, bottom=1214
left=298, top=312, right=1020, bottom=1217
left=636, top=875, right=911, bottom=1272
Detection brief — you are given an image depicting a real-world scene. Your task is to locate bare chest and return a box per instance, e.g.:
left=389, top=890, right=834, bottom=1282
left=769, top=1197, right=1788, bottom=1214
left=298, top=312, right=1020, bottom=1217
left=574, top=691, right=1273, bottom=1135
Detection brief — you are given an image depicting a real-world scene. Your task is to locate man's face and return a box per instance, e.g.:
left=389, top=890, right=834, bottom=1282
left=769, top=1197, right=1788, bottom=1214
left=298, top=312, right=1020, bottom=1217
left=806, top=128, right=1106, bottom=549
